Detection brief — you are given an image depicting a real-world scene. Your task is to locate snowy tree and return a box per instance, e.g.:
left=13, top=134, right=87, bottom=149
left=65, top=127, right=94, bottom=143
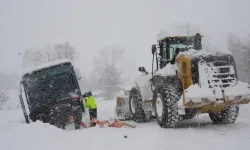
left=22, top=48, right=44, bottom=68
left=227, top=33, right=242, bottom=52
left=226, top=34, right=244, bottom=80
left=99, top=64, right=123, bottom=99
left=226, top=33, right=250, bottom=84
left=0, top=88, right=9, bottom=110
left=92, top=45, right=125, bottom=99
left=240, top=35, right=250, bottom=84
left=52, top=42, right=77, bottom=61
left=22, top=42, right=77, bottom=68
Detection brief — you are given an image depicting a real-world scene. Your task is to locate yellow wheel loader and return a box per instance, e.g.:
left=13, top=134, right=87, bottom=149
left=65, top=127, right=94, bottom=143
left=115, top=24, right=250, bottom=128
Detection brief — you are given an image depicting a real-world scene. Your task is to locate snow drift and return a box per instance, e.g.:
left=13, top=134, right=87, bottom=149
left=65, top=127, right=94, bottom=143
left=1, top=98, right=250, bottom=150
left=156, top=23, right=202, bottom=40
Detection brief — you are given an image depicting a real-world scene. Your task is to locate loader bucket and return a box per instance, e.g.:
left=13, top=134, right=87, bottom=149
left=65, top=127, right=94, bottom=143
left=183, top=81, right=250, bottom=113
left=115, top=90, right=131, bottom=120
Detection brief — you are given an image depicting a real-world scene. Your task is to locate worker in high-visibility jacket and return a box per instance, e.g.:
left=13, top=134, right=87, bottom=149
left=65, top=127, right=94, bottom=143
left=84, top=92, right=97, bottom=125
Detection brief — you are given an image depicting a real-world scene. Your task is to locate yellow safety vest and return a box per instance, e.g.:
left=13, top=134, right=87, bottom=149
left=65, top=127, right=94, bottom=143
left=85, top=96, right=97, bottom=110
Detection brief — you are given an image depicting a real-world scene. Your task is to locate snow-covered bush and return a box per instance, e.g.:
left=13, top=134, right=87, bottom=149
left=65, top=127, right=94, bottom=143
left=0, top=89, right=9, bottom=110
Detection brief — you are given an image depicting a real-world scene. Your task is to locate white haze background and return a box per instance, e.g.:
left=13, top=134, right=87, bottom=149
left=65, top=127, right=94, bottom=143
left=1, top=1, right=250, bottom=150
left=1, top=0, right=250, bottom=103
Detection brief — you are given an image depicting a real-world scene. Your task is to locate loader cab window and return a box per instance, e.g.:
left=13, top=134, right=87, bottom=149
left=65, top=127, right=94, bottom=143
left=169, top=44, right=189, bottom=60
left=169, top=47, right=174, bottom=61
left=159, top=41, right=170, bottom=68
left=162, top=41, right=167, bottom=60
left=159, top=36, right=200, bottom=68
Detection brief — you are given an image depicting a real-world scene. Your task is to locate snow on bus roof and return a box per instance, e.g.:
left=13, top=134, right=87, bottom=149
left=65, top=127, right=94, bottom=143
left=156, top=23, right=202, bottom=41
left=22, top=59, right=72, bottom=76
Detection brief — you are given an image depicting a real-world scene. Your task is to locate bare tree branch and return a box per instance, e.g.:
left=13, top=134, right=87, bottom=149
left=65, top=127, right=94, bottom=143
left=91, top=46, right=125, bottom=99
left=22, top=42, right=77, bottom=69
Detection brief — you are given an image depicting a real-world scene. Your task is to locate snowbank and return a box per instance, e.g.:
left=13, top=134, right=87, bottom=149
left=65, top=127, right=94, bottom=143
left=156, top=23, right=202, bottom=41
left=22, top=59, right=71, bottom=76
left=1, top=99, right=250, bottom=150
left=155, top=64, right=177, bottom=76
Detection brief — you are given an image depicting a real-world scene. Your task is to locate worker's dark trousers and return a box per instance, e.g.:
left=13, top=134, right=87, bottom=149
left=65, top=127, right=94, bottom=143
left=89, top=108, right=97, bottom=120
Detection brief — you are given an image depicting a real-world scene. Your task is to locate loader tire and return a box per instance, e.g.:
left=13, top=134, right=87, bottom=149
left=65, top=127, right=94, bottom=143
left=182, top=109, right=197, bottom=120
left=129, top=87, right=146, bottom=123
left=209, top=105, right=239, bottom=124
left=152, top=80, right=182, bottom=128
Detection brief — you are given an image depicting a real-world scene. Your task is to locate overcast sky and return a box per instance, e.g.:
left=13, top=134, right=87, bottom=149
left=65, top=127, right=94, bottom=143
left=0, top=0, right=249, bottom=76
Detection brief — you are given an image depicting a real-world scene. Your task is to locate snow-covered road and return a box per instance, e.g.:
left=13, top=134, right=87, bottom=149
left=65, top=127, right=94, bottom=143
left=1, top=99, right=250, bottom=150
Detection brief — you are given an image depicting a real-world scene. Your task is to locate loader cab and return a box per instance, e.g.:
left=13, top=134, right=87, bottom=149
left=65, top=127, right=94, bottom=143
left=152, top=33, right=202, bottom=69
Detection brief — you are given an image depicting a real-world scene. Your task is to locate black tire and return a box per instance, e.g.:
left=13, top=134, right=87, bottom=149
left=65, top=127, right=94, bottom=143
left=49, top=104, right=71, bottom=130
left=72, top=106, right=83, bottom=130
left=29, top=106, right=50, bottom=123
left=49, top=109, right=68, bottom=130
left=152, top=78, right=182, bottom=128
left=182, top=109, right=197, bottom=120
left=209, top=105, right=239, bottom=124
left=129, top=87, right=146, bottom=123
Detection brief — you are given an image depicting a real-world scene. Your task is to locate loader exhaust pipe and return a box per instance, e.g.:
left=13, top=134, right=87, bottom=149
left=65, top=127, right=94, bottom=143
left=151, top=44, right=158, bottom=75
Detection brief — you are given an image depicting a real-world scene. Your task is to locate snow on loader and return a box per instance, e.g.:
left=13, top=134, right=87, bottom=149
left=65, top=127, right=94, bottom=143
left=18, top=59, right=85, bottom=130
left=115, top=23, right=250, bottom=128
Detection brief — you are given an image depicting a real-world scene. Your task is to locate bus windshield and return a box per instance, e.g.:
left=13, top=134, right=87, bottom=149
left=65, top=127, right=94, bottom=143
left=22, top=63, right=78, bottom=105
left=169, top=44, right=194, bottom=60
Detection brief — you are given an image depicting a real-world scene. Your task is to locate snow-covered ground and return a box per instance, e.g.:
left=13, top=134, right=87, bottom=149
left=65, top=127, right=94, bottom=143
left=1, top=97, right=250, bottom=150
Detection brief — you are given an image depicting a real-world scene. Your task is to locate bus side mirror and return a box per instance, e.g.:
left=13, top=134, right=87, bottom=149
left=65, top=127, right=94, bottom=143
left=152, top=44, right=157, bottom=54
left=74, top=68, right=81, bottom=80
